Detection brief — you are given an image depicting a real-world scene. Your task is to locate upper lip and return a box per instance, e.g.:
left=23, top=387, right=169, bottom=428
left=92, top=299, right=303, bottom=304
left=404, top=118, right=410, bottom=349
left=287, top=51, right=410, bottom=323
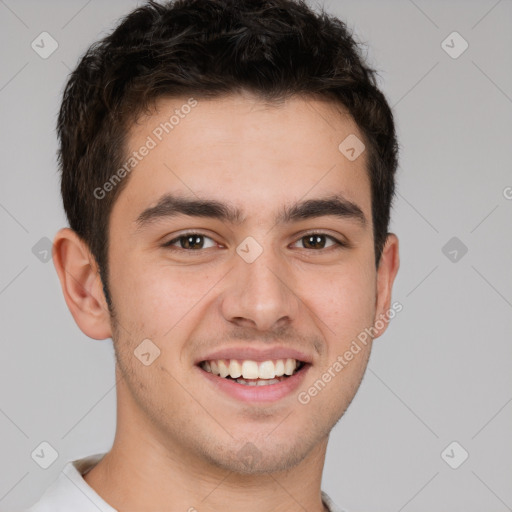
left=195, top=346, right=313, bottom=365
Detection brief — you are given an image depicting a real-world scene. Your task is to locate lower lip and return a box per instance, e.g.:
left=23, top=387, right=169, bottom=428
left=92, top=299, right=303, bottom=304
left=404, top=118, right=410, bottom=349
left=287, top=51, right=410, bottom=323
left=196, top=364, right=311, bottom=403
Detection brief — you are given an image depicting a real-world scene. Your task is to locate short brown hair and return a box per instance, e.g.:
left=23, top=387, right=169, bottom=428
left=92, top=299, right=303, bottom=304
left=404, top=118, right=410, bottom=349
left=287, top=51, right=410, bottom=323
left=57, top=0, right=399, bottom=310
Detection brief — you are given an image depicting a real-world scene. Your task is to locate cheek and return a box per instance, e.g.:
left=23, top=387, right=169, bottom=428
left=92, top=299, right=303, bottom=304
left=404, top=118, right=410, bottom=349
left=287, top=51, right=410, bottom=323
left=110, top=253, right=220, bottom=336
left=303, top=261, right=376, bottom=347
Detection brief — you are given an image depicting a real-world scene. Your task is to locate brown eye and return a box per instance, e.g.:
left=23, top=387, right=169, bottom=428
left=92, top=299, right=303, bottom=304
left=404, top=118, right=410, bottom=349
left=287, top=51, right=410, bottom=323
left=303, top=234, right=327, bottom=249
left=163, top=233, right=216, bottom=250
left=295, top=233, right=343, bottom=250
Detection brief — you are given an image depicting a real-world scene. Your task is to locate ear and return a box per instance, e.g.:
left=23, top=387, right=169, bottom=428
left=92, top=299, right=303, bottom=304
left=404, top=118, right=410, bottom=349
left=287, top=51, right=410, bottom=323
left=52, top=227, right=112, bottom=340
left=372, top=233, right=400, bottom=339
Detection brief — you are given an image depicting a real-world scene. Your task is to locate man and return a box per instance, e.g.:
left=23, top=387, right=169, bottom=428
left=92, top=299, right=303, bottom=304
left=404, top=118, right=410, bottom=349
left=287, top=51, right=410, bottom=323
left=26, top=0, right=399, bottom=510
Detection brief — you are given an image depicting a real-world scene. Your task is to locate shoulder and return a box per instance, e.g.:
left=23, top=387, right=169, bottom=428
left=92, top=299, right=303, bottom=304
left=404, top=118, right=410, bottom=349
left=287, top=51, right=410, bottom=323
left=22, top=453, right=114, bottom=512
left=321, top=490, right=353, bottom=512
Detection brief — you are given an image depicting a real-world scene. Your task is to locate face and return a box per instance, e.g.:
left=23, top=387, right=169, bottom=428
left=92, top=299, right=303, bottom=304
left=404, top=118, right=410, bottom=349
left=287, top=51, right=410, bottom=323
left=101, top=92, right=398, bottom=474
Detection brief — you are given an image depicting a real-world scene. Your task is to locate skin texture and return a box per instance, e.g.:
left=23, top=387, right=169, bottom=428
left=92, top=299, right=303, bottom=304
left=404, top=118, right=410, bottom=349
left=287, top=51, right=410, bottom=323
left=52, top=92, right=399, bottom=512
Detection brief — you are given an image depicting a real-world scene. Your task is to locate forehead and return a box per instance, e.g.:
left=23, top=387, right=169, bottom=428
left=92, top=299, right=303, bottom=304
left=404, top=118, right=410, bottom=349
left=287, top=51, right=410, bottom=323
left=115, top=93, right=372, bottom=227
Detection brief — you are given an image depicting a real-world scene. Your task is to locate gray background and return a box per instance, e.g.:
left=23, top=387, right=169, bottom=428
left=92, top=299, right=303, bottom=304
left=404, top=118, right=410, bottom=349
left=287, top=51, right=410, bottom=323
left=1, top=0, right=511, bottom=511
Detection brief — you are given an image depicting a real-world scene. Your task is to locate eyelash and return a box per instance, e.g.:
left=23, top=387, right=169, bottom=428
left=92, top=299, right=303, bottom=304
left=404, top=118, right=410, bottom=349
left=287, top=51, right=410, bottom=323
left=161, top=231, right=347, bottom=252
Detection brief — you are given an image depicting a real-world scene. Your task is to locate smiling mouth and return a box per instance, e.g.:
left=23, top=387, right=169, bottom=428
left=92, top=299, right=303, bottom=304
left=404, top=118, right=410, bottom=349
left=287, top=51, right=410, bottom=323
left=199, top=358, right=307, bottom=386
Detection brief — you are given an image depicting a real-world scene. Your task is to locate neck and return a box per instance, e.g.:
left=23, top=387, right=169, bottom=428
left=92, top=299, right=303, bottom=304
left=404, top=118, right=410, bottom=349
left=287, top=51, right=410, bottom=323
left=84, top=379, right=329, bottom=512
left=85, top=436, right=328, bottom=512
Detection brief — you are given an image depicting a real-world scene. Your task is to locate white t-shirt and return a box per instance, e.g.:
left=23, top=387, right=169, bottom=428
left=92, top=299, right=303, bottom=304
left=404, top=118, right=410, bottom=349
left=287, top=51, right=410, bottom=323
left=23, top=452, right=348, bottom=512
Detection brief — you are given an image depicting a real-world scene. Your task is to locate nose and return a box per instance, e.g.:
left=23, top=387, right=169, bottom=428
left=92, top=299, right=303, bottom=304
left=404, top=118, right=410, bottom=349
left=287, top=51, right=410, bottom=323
left=220, top=245, right=300, bottom=332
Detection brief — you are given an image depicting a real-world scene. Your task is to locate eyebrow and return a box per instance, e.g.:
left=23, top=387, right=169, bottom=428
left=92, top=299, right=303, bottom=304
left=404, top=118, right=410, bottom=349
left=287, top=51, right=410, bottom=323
left=135, top=193, right=367, bottom=230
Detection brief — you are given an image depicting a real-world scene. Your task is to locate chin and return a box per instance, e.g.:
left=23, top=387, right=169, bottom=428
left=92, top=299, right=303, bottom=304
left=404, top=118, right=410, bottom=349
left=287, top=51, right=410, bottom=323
left=199, top=432, right=323, bottom=475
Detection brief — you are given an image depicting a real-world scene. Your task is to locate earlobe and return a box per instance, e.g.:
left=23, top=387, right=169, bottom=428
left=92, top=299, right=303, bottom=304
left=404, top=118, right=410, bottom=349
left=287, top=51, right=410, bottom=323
left=372, top=233, right=400, bottom=339
left=52, top=227, right=112, bottom=340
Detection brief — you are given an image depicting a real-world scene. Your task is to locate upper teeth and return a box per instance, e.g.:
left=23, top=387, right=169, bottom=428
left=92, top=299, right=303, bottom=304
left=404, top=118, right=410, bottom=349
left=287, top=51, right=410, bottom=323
left=201, top=359, right=300, bottom=379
